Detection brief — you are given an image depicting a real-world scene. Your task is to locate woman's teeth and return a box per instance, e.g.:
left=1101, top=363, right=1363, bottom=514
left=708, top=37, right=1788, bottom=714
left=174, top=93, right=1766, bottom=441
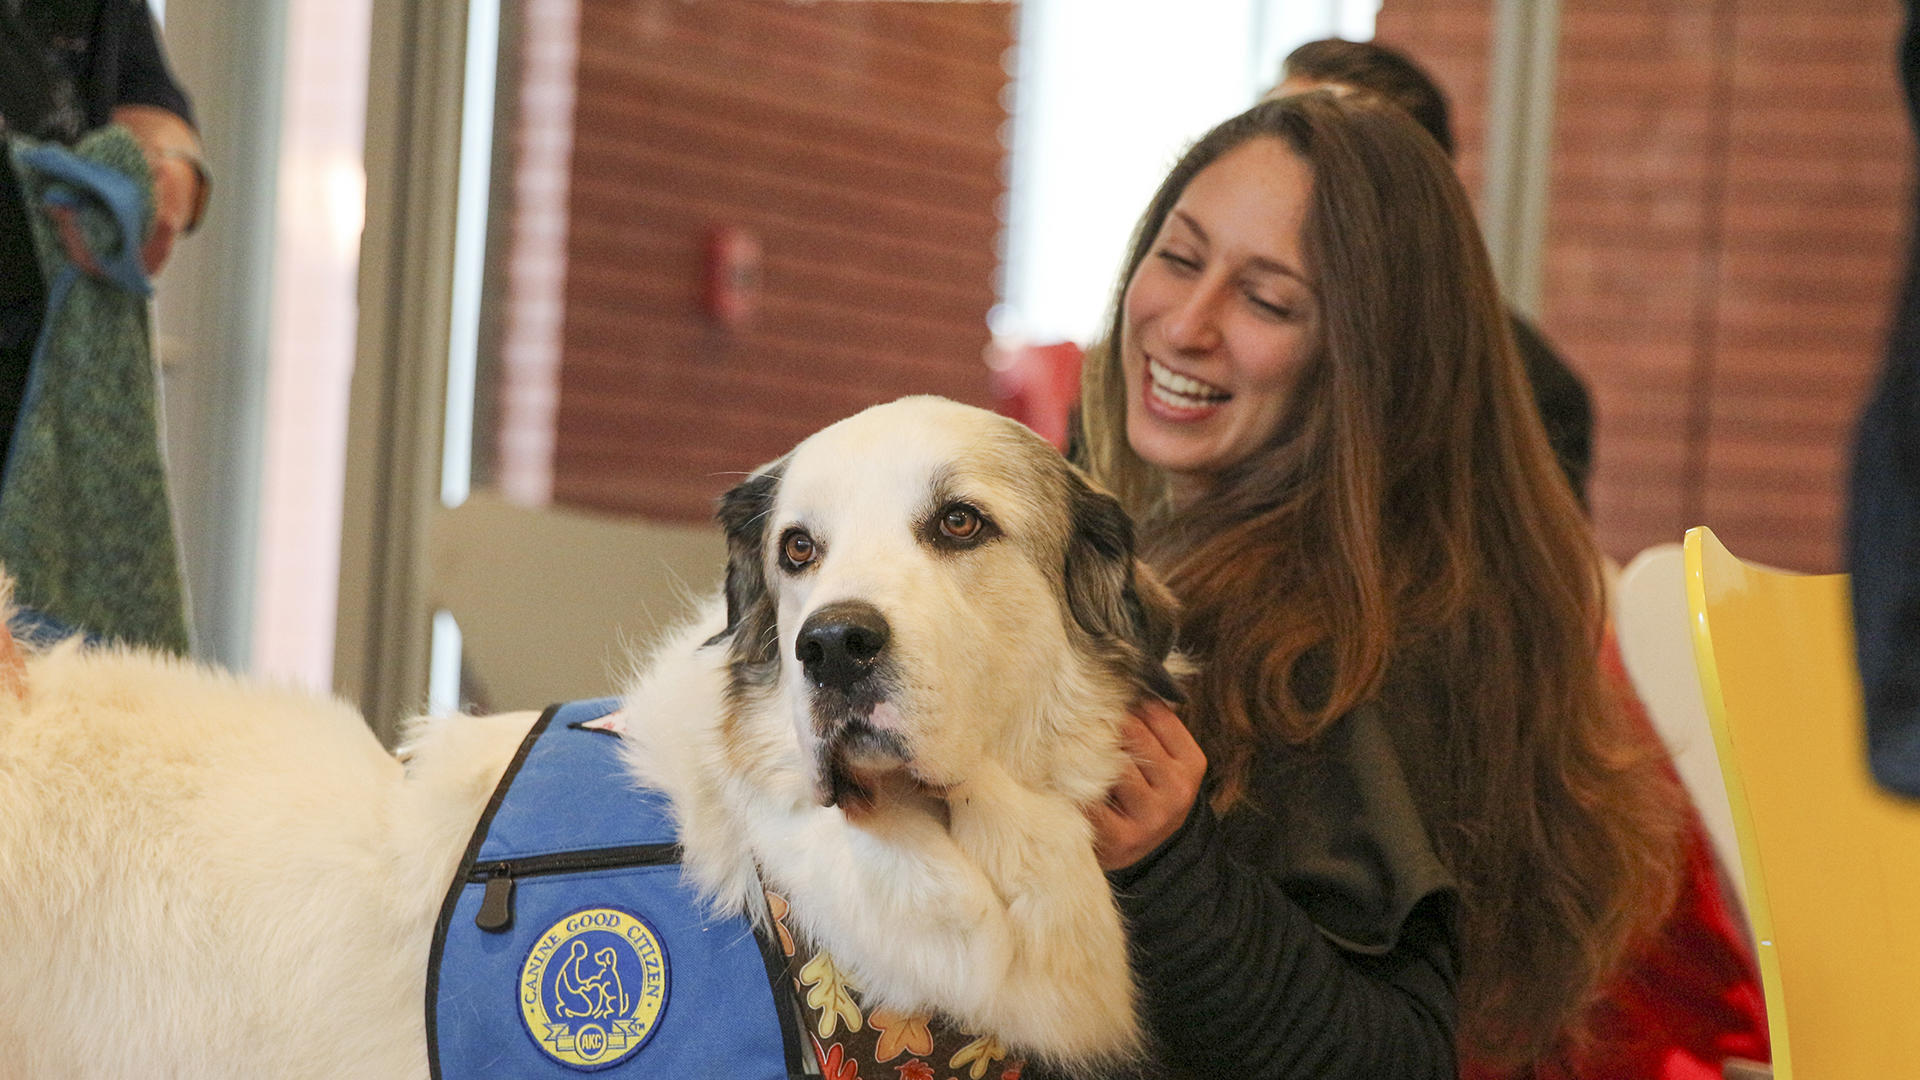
left=1148, top=358, right=1229, bottom=409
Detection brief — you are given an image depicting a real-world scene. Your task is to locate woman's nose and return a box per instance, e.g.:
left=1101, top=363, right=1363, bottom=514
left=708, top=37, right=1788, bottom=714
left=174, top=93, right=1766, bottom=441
left=1162, top=280, right=1224, bottom=353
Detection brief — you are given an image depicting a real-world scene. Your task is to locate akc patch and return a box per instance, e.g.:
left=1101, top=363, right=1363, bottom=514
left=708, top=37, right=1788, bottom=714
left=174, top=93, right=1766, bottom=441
left=518, top=907, right=670, bottom=1070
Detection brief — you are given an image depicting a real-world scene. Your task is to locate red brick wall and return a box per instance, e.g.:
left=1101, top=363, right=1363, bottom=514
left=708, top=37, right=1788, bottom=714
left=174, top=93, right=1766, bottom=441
left=1696, top=5, right=1905, bottom=572
left=1380, top=0, right=1910, bottom=571
left=498, top=0, right=1011, bottom=522
left=487, top=0, right=579, bottom=508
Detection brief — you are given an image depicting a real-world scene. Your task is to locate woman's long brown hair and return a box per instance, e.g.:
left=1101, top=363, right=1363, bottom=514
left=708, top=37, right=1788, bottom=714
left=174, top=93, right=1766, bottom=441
left=1077, top=93, right=1684, bottom=1068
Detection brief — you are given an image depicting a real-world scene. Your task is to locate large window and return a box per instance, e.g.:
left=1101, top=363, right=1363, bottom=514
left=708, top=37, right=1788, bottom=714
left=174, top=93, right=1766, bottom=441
left=996, top=0, right=1379, bottom=346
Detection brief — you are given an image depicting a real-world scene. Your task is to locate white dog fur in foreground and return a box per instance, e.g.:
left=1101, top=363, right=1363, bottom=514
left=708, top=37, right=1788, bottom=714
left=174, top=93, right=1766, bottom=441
left=0, top=397, right=1185, bottom=1079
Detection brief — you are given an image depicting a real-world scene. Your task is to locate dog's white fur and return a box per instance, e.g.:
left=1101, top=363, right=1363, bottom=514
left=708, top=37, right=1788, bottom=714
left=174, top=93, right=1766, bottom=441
left=0, top=397, right=1177, bottom=1079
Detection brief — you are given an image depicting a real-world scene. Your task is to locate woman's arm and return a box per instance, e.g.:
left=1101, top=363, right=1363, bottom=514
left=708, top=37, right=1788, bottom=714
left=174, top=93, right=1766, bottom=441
left=1111, top=798, right=1457, bottom=1079
left=1093, top=703, right=1457, bottom=1078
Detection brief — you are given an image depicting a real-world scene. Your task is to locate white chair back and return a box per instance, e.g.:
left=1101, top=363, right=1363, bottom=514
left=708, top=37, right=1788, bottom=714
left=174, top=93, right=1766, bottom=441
left=1613, top=541, right=1748, bottom=916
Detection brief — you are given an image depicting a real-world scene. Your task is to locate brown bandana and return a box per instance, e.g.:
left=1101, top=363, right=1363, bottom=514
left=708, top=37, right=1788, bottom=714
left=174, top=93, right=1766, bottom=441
left=766, top=889, right=1027, bottom=1080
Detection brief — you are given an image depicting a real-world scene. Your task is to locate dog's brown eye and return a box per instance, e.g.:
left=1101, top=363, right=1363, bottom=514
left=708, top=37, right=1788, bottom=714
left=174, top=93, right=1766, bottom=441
left=780, top=529, right=817, bottom=568
left=939, top=505, right=982, bottom=541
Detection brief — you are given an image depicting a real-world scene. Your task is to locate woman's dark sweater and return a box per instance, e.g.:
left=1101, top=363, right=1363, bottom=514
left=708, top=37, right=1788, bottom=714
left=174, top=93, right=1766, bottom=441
left=1107, top=701, right=1460, bottom=1079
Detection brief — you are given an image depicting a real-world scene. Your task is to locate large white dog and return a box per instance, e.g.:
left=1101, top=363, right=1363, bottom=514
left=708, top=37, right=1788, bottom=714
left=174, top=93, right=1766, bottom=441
left=0, top=397, right=1183, bottom=1080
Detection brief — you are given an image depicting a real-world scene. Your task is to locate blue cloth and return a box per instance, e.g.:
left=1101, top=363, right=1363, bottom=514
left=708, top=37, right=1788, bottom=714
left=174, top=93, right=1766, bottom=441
left=0, top=129, right=189, bottom=655
left=7, top=606, right=94, bottom=648
left=430, top=698, right=804, bottom=1078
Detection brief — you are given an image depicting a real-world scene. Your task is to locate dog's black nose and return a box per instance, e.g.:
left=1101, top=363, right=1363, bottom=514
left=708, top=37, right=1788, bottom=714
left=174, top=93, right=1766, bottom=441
left=797, top=602, right=890, bottom=690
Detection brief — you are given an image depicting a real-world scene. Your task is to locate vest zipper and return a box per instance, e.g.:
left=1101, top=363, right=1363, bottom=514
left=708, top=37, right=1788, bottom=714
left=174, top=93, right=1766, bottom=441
left=470, top=843, right=683, bottom=933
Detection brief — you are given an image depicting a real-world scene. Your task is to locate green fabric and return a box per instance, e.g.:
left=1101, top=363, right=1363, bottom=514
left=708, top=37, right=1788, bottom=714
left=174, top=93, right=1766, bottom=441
left=0, top=126, right=190, bottom=654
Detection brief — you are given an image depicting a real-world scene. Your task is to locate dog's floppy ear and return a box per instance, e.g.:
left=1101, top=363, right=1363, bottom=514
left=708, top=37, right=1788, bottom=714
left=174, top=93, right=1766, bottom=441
left=1062, top=473, right=1185, bottom=704
left=706, top=460, right=785, bottom=662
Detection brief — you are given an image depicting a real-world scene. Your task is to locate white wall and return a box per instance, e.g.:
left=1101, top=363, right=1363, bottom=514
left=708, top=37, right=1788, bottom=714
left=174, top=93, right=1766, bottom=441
left=155, top=0, right=369, bottom=686
left=249, top=0, right=373, bottom=689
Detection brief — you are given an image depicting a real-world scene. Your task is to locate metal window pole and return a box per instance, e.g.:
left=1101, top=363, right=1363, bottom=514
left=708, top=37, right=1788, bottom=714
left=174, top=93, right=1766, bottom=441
left=1480, top=0, right=1562, bottom=318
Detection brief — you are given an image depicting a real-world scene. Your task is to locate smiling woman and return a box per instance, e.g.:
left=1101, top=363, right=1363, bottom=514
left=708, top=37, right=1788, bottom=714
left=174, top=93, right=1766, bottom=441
left=1074, top=92, right=1688, bottom=1079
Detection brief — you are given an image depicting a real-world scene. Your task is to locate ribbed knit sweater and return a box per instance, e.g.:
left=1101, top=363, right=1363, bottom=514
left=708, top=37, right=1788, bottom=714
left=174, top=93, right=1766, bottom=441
left=1100, top=701, right=1459, bottom=1079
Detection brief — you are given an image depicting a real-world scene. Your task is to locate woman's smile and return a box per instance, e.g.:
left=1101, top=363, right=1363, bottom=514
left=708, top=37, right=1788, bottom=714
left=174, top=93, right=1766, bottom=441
left=1143, top=356, right=1232, bottom=418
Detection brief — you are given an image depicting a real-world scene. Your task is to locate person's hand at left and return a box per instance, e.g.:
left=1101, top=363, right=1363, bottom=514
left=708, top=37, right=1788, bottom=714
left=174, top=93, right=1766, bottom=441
left=1088, top=697, right=1207, bottom=871
left=112, top=104, right=207, bottom=274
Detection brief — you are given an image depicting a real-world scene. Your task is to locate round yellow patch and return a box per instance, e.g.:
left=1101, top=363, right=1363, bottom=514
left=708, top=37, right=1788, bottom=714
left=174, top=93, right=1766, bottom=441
left=518, top=906, right=670, bottom=1070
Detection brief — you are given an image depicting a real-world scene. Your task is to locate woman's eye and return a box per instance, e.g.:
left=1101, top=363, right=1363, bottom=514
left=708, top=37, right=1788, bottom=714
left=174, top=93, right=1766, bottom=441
left=1249, top=294, right=1293, bottom=319
left=780, top=529, right=817, bottom=568
left=1154, top=249, right=1200, bottom=272
left=939, top=505, right=982, bottom=541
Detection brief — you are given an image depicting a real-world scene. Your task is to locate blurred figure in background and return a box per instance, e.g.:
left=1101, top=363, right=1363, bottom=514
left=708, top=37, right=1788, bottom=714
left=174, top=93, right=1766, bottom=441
left=0, top=0, right=206, bottom=472
left=0, top=0, right=206, bottom=652
left=1850, top=0, right=1920, bottom=798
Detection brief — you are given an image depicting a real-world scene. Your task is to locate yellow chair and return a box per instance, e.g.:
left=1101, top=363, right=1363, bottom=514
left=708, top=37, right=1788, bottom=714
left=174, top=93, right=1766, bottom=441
left=1614, top=541, right=1748, bottom=920
left=1685, top=526, right=1920, bottom=1080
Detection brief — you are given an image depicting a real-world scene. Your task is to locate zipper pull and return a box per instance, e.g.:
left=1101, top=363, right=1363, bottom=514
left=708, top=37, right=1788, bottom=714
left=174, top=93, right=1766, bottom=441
left=476, top=864, right=515, bottom=933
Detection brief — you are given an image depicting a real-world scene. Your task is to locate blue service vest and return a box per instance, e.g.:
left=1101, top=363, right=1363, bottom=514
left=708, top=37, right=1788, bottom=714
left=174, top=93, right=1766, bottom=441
left=429, top=698, right=807, bottom=1078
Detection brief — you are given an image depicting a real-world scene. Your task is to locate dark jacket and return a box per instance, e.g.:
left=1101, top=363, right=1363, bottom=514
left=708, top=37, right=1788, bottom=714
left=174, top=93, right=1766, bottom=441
left=1510, top=312, right=1594, bottom=512
left=0, top=0, right=193, bottom=471
left=1849, top=0, right=1920, bottom=797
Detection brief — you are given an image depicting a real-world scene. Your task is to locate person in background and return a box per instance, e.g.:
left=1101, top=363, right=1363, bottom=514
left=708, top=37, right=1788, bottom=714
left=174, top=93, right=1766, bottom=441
left=1272, top=37, right=1595, bottom=512
left=1850, top=0, right=1920, bottom=798
left=0, top=0, right=208, bottom=480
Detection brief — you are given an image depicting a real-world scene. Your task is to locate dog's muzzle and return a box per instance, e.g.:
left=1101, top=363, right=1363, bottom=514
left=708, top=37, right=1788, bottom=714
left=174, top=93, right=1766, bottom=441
left=796, top=601, right=890, bottom=691
left=796, top=602, right=912, bottom=810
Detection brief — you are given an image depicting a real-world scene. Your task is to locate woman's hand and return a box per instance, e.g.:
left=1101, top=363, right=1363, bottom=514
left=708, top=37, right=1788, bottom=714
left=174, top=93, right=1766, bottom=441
left=1089, top=698, right=1208, bottom=871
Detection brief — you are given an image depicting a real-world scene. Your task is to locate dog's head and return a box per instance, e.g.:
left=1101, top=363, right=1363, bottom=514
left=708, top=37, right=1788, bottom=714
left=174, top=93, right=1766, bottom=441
left=708, top=396, right=1182, bottom=817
